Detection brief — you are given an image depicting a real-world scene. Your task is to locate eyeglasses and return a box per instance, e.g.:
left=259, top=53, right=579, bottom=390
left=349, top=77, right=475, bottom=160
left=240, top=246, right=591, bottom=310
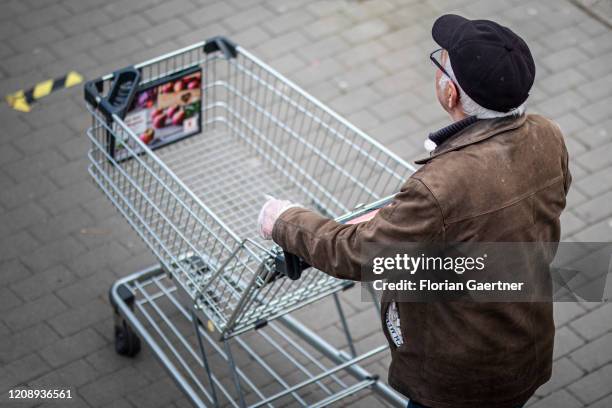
left=430, top=48, right=453, bottom=81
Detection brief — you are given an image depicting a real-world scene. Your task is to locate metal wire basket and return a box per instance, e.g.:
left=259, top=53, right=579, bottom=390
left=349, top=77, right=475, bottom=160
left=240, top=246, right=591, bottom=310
left=85, top=37, right=413, bottom=339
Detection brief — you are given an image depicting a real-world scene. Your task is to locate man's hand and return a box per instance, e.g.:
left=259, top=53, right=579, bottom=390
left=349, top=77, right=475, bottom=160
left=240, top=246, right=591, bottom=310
left=257, top=196, right=300, bottom=240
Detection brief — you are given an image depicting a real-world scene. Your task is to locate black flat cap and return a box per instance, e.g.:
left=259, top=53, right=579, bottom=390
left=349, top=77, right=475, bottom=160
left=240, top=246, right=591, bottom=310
left=432, top=14, right=535, bottom=112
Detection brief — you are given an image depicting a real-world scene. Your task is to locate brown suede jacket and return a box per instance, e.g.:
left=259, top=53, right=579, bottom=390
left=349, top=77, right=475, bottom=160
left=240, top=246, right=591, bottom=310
left=272, top=113, right=571, bottom=408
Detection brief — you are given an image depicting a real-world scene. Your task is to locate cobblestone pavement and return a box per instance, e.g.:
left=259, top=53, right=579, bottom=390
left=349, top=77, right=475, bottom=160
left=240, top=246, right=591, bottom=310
left=1, top=0, right=611, bottom=407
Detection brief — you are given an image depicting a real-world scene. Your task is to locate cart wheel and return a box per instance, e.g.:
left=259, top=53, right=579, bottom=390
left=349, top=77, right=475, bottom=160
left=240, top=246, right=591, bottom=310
left=114, top=320, right=141, bottom=357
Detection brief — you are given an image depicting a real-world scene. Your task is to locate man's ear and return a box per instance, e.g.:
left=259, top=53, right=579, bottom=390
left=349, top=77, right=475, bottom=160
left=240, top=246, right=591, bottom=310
left=447, top=81, right=459, bottom=109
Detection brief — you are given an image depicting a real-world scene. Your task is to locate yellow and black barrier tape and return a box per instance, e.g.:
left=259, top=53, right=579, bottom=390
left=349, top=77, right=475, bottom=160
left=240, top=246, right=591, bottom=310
left=5, top=71, right=83, bottom=112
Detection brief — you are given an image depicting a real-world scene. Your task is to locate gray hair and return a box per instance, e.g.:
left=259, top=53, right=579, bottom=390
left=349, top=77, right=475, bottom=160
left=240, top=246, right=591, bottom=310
left=439, top=57, right=525, bottom=119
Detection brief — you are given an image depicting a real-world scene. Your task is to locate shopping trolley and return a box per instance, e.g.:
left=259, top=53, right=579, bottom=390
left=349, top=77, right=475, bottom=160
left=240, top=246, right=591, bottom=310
left=85, top=36, right=415, bottom=407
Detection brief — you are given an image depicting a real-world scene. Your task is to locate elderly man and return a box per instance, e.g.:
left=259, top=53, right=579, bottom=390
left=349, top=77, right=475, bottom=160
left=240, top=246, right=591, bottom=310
left=258, top=14, right=571, bottom=408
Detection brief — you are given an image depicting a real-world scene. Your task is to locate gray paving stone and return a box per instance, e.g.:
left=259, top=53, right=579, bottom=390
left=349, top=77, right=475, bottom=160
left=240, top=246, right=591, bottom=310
left=263, top=9, right=314, bottom=35
left=3, top=49, right=57, bottom=76
left=0, top=322, right=59, bottom=364
left=306, top=1, right=346, bottom=18
left=553, top=326, right=585, bottom=360
left=90, top=36, right=145, bottom=63
left=223, top=5, right=274, bottom=31
left=184, top=1, right=236, bottom=27
left=329, top=86, right=382, bottom=116
left=0, top=20, right=21, bottom=41
left=16, top=3, right=71, bottom=29
left=102, top=0, right=165, bottom=17
left=0, top=202, right=48, bottom=237
left=580, top=31, right=612, bottom=57
left=38, top=182, right=100, bottom=217
left=554, top=302, right=587, bottom=327
left=29, top=206, right=93, bottom=243
left=540, top=68, right=588, bottom=96
left=341, top=19, right=390, bottom=44
left=541, top=47, right=591, bottom=72
left=555, top=112, right=588, bottom=138
left=345, top=109, right=382, bottom=133
left=0, top=175, right=58, bottom=211
left=7, top=25, right=65, bottom=51
left=576, top=67, right=612, bottom=102
left=570, top=303, right=612, bottom=340
left=297, top=35, right=349, bottom=62
left=575, top=141, right=612, bottom=172
left=343, top=306, right=381, bottom=341
left=267, top=53, right=306, bottom=75
left=10, top=265, right=74, bottom=302
left=39, top=328, right=106, bottom=368
left=51, top=31, right=106, bottom=59
left=572, top=218, right=612, bottom=242
left=84, top=346, right=132, bottom=377
left=371, top=69, right=426, bottom=99
left=67, top=241, right=132, bottom=278
left=62, top=0, right=111, bottom=14
left=21, top=236, right=87, bottom=273
left=303, top=14, right=352, bottom=40
left=535, top=90, right=588, bottom=118
left=377, top=44, right=426, bottom=71
left=0, top=42, right=14, bottom=60
left=96, top=14, right=151, bottom=41
left=3, top=352, right=50, bottom=387
left=125, top=377, right=180, bottom=408
left=59, top=8, right=113, bottom=36
left=577, top=168, right=612, bottom=197
left=48, top=159, right=88, bottom=188
left=334, top=62, right=386, bottom=89
left=0, top=231, right=39, bottom=264
left=48, top=298, right=109, bottom=337
left=230, top=25, right=272, bottom=49
left=567, top=136, right=589, bottom=160
left=30, top=359, right=99, bottom=389
left=292, top=58, right=344, bottom=87
left=372, top=112, right=424, bottom=145
left=579, top=93, right=612, bottom=126
left=561, top=210, right=587, bottom=238
left=566, top=187, right=588, bottom=208
left=78, top=366, right=150, bottom=407
left=12, top=122, right=74, bottom=155
left=572, top=118, right=612, bottom=149
left=529, top=389, right=583, bottom=408
left=144, top=0, right=195, bottom=23
left=3, top=148, right=66, bottom=183
left=570, top=332, right=612, bottom=372
left=0, top=287, right=22, bottom=313
left=137, top=17, right=191, bottom=47
left=253, top=30, right=308, bottom=60
left=2, top=293, right=67, bottom=332
left=175, top=23, right=228, bottom=47
left=540, top=26, right=591, bottom=51
left=568, top=364, right=612, bottom=404
left=56, top=272, right=116, bottom=308
left=588, top=394, right=612, bottom=408
left=573, top=191, right=612, bottom=224
left=100, top=398, right=133, bottom=408
left=536, top=357, right=585, bottom=396
left=0, top=143, right=22, bottom=167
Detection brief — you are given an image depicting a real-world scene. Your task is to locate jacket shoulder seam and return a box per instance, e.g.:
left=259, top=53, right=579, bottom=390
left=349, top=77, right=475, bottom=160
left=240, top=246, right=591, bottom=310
left=445, top=175, right=564, bottom=224
left=411, top=177, right=446, bottom=240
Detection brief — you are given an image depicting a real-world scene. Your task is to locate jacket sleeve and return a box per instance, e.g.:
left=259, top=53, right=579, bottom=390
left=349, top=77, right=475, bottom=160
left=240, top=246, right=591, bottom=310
left=271, top=177, right=444, bottom=281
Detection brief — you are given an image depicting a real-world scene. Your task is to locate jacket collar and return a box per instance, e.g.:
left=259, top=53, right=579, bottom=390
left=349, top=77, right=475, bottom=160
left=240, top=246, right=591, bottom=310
left=414, top=114, right=527, bottom=165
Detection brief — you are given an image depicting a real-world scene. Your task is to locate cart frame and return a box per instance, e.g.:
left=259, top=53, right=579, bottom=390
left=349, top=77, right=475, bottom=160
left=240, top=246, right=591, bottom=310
left=110, top=265, right=407, bottom=407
